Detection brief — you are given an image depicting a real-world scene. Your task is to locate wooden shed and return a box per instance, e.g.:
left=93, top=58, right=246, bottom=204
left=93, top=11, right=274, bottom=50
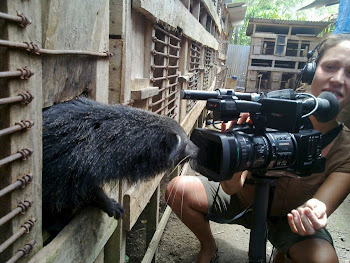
left=245, top=18, right=331, bottom=93
left=0, top=1, right=246, bottom=262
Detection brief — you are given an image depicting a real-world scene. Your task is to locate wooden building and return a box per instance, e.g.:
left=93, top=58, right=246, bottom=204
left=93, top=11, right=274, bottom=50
left=0, top=0, right=246, bottom=262
left=245, top=18, right=331, bottom=93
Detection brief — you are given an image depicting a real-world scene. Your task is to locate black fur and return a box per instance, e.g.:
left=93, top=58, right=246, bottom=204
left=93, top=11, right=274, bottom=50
left=42, top=97, right=197, bottom=232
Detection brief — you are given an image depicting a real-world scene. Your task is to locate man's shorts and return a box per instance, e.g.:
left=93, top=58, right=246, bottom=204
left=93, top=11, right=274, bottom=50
left=198, top=175, right=334, bottom=256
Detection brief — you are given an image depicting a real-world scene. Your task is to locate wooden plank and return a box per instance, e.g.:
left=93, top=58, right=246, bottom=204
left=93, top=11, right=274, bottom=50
left=109, top=38, right=123, bottom=104
left=131, top=87, right=159, bottom=100
left=132, top=0, right=218, bottom=51
left=110, top=0, right=125, bottom=36
left=104, top=221, right=126, bottom=263
left=178, top=38, right=189, bottom=124
left=145, top=186, right=160, bottom=263
left=42, top=0, right=108, bottom=51
left=122, top=173, right=164, bottom=231
left=141, top=206, right=172, bottom=263
left=42, top=0, right=109, bottom=107
left=131, top=78, right=150, bottom=91
left=94, top=0, right=110, bottom=104
left=42, top=56, right=98, bottom=107
left=250, top=54, right=307, bottom=62
left=28, top=204, right=119, bottom=263
left=181, top=100, right=206, bottom=135
left=253, top=45, right=261, bottom=55
left=248, top=66, right=300, bottom=74
left=93, top=249, right=104, bottom=263
left=179, top=73, right=194, bottom=83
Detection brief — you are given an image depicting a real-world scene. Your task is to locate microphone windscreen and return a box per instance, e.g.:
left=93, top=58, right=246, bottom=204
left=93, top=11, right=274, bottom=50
left=315, top=91, right=339, bottom=122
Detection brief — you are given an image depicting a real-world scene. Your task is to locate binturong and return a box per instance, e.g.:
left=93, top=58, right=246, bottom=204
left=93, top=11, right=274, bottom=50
left=42, top=97, right=198, bottom=234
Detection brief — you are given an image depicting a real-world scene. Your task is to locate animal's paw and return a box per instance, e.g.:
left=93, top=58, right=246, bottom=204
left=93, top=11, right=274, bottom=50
left=105, top=198, right=125, bottom=219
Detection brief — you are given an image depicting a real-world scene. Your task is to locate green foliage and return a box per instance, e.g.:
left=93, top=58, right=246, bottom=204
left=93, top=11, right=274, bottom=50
left=232, top=0, right=338, bottom=46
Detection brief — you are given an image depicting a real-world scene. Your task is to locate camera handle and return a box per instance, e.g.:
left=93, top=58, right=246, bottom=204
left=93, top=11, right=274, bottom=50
left=248, top=175, right=277, bottom=263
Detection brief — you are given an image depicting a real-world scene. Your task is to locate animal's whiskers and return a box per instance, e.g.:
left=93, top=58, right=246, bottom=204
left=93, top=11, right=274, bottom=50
left=165, top=161, right=205, bottom=220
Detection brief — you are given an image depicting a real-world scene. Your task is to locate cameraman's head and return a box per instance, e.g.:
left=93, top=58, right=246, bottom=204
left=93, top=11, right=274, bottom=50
left=311, top=33, right=350, bottom=112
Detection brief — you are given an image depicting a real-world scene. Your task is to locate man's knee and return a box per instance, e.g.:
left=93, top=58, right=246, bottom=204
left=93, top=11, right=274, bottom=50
left=165, top=176, right=190, bottom=207
left=288, top=238, right=338, bottom=263
left=165, top=176, right=207, bottom=209
left=165, top=177, right=177, bottom=205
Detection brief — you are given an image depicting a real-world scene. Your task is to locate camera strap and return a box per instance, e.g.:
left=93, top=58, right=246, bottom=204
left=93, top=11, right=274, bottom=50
left=208, top=184, right=253, bottom=224
left=321, top=123, right=343, bottom=149
left=303, top=118, right=343, bottom=149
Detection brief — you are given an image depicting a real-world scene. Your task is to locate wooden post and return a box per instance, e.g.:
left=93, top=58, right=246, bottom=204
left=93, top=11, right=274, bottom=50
left=0, top=1, right=43, bottom=262
left=104, top=220, right=126, bottom=263
left=145, top=186, right=160, bottom=263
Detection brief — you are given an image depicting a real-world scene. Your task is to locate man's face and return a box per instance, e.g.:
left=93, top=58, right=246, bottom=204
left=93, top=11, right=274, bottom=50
left=311, top=40, right=350, bottom=111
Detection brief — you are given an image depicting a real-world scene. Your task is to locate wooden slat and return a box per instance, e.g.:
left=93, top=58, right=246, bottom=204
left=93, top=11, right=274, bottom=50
left=131, top=87, right=159, bottom=100
left=141, top=206, right=172, bottom=263
left=123, top=173, right=164, bottom=231
left=181, top=100, right=206, bottom=135
left=28, top=205, right=119, bottom=263
left=42, top=0, right=109, bottom=107
left=132, top=0, right=218, bottom=51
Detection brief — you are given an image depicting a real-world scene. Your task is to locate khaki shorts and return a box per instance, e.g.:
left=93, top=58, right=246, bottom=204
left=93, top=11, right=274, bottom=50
left=198, top=176, right=334, bottom=256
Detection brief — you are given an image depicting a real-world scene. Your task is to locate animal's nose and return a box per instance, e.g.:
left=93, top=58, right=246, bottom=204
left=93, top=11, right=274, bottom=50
left=186, top=140, right=199, bottom=158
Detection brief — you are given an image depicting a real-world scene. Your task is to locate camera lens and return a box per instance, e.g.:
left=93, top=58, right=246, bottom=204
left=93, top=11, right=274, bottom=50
left=190, top=129, right=298, bottom=181
left=233, top=133, right=271, bottom=172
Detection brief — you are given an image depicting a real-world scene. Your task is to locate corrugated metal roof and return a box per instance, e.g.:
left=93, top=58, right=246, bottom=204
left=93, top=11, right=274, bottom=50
left=299, top=0, right=340, bottom=11
left=246, top=18, right=331, bottom=36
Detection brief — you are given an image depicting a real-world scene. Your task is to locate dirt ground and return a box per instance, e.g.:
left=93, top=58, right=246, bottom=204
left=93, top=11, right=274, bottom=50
left=126, top=173, right=350, bottom=263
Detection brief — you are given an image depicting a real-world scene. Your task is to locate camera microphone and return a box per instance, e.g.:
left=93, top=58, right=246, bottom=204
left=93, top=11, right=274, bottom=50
left=181, top=89, right=260, bottom=101
left=302, top=91, right=339, bottom=122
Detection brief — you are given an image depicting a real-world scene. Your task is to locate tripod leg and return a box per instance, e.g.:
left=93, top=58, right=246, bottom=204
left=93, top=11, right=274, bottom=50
left=248, top=177, right=275, bottom=263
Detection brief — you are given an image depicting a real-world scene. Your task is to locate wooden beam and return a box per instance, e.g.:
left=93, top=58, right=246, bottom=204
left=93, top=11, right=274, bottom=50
left=180, top=100, right=206, bottom=135
left=249, top=54, right=307, bottom=62
left=132, top=0, right=218, bottom=50
left=248, top=66, right=301, bottom=74
left=141, top=206, right=172, bottom=263
left=29, top=206, right=119, bottom=263
left=131, top=87, right=159, bottom=100
left=122, top=173, right=164, bottom=231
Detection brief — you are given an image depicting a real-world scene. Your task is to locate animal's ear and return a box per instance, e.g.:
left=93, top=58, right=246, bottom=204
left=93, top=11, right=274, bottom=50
left=167, top=135, right=181, bottom=162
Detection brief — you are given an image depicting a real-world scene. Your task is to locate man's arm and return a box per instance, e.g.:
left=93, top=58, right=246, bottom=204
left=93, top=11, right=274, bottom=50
left=287, top=171, right=350, bottom=235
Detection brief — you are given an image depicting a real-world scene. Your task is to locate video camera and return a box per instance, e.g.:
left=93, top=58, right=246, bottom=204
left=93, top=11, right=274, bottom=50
left=183, top=89, right=339, bottom=182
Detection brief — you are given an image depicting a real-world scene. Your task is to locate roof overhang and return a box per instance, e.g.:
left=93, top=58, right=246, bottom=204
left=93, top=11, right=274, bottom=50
left=246, top=18, right=331, bottom=36
left=298, top=0, right=340, bottom=11
left=225, top=2, right=247, bottom=27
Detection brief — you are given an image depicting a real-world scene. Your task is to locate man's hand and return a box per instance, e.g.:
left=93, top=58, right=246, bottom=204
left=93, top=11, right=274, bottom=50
left=287, top=198, right=328, bottom=236
left=220, top=113, right=251, bottom=195
left=220, top=170, right=249, bottom=195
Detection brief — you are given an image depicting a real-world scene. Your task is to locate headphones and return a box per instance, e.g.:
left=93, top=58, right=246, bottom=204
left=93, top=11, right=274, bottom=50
left=300, top=43, right=320, bottom=85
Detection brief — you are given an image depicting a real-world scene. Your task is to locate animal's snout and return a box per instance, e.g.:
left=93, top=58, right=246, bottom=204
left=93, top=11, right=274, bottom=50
left=185, top=140, right=199, bottom=159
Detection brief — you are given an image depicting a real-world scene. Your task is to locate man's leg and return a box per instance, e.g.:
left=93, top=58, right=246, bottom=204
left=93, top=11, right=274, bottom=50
left=269, top=218, right=338, bottom=263
left=166, top=176, right=217, bottom=263
left=288, top=238, right=338, bottom=263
